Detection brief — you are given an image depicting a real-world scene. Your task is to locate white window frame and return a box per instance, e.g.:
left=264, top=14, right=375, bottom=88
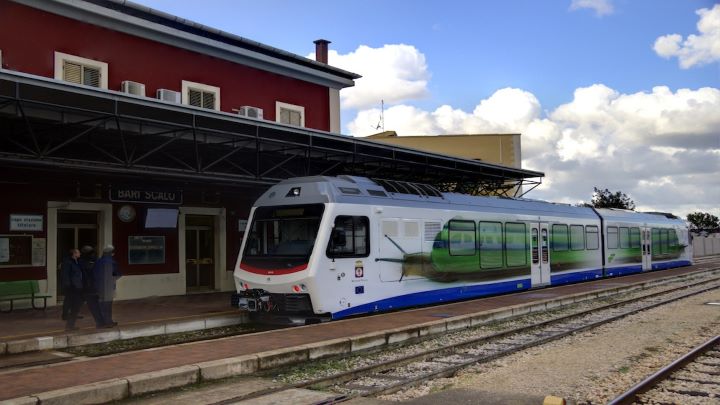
left=275, top=101, right=305, bottom=127
left=181, top=80, right=220, bottom=111
left=54, top=51, right=108, bottom=89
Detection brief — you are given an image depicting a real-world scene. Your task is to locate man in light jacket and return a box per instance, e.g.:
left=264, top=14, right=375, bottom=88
left=93, top=244, right=121, bottom=327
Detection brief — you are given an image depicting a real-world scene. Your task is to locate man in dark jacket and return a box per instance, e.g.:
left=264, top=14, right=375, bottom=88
left=79, top=245, right=105, bottom=328
left=94, top=244, right=121, bottom=327
left=60, top=248, right=83, bottom=331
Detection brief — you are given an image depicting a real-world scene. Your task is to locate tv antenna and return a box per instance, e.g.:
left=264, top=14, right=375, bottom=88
left=374, top=100, right=385, bottom=131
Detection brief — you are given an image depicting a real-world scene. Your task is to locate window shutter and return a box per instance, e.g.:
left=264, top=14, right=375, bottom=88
left=82, top=66, right=101, bottom=87
left=280, top=108, right=290, bottom=124
left=63, top=61, right=82, bottom=84
left=188, top=89, right=202, bottom=107
left=202, top=91, right=215, bottom=109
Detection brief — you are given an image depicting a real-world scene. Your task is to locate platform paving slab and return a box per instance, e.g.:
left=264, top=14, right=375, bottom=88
left=305, top=337, right=352, bottom=360
left=0, top=262, right=717, bottom=403
left=234, top=388, right=337, bottom=404
left=197, top=355, right=259, bottom=380
left=128, top=377, right=281, bottom=405
left=34, top=378, right=128, bottom=405
left=127, top=365, right=200, bottom=396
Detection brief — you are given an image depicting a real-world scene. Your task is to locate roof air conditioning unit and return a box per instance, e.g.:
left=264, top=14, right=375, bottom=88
left=121, top=80, right=146, bottom=97
left=157, top=89, right=181, bottom=104
left=235, top=106, right=264, bottom=119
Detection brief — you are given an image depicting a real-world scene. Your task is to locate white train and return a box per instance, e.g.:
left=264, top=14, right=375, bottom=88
left=232, top=176, right=692, bottom=324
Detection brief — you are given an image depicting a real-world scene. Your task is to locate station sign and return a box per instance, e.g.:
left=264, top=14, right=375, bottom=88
left=9, top=214, right=44, bottom=231
left=110, top=187, right=183, bottom=205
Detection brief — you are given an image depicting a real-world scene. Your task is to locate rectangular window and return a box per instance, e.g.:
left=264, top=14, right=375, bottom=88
left=54, top=52, right=108, bottom=89
left=276, top=101, right=305, bottom=127
left=479, top=221, right=503, bottom=269
left=669, top=229, right=679, bottom=248
left=570, top=225, right=585, bottom=250
left=629, top=228, right=641, bottom=248
left=531, top=228, right=539, bottom=263
left=585, top=225, right=599, bottom=250
left=505, top=222, right=527, bottom=267
left=327, top=216, right=369, bottom=258
left=607, top=226, right=618, bottom=249
left=660, top=229, right=669, bottom=254
left=552, top=224, right=569, bottom=251
left=651, top=228, right=660, bottom=256
left=619, top=227, right=630, bottom=249
left=448, top=220, right=476, bottom=256
left=182, top=80, right=220, bottom=110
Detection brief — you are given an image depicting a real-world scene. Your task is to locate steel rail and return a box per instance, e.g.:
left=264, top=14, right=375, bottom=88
left=608, top=335, right=720, bottom=405
left=207, top=269, right=720, bottom=405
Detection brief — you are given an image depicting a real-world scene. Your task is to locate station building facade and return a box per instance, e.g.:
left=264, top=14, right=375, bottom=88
left=0, top=0, right=543, bottom=306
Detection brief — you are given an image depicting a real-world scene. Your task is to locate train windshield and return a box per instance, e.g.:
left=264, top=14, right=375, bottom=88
left=243, top=204, right=325, bottom=260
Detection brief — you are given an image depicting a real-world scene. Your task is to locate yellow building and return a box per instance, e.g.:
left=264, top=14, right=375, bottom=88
left=365, top=131, right=522, bottom=168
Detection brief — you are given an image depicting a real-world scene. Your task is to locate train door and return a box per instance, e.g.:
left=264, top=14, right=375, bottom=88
left=530, top=223, right=551, bottom=286
left=641, top=226, right=652, bottom=271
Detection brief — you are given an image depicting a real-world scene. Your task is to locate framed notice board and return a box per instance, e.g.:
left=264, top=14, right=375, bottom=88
left=0, top=235, right=33, bottom=267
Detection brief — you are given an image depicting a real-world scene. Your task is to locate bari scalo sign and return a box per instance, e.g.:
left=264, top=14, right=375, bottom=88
left=109, top=187, right=183, bottom=205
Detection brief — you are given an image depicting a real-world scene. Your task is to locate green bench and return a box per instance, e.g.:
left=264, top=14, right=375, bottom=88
left=0, top=280, right=51, bottom=313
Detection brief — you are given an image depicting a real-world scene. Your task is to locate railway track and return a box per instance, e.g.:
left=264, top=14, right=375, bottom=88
left=209, top=273, right=720, bottom=405
left=609, top=335, right=720, bottom=405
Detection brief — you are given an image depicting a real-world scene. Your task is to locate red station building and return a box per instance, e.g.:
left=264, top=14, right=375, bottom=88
left=0, top=0, right=542, bottom=306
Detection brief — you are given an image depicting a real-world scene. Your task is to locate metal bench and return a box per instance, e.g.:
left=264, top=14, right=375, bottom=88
left=0, top=280, right=51, bottom=313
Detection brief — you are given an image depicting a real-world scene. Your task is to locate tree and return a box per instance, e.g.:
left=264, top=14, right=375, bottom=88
left=589, top=187, right=635, bottom=210
left=686, top=212, right=720, bottom=231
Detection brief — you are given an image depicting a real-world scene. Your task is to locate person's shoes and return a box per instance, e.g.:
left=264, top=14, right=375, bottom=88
left=98, top=322, right=116, bottom=329
left=65, top=326, right=79, bottom=332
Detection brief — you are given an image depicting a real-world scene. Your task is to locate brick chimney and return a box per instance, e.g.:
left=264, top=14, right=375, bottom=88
left=313, top=39, right=331, bottom=64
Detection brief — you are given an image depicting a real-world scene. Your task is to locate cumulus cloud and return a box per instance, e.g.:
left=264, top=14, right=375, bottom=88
left=653, top=4, right=720, bottom=68
left=309, top=44, right=430, bottom=109
left=569, top=0, right=614, bottom=17
left=348, top=85, right=720, bottom=218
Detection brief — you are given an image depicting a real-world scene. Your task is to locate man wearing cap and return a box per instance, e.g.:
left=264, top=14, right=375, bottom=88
left=93, top=244, right=122, bottom=327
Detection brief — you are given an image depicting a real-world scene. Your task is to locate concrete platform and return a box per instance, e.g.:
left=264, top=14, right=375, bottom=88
left=0, top=292, right=247, bottom=356
left=1, top=258, right=718, bottom=404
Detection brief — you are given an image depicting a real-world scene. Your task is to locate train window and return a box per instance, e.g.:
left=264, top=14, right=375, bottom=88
left=651, top=228, right=660, bottom=256
left=629, top=228, right=641, bottom=248
left=479, top=221, right=503, bottom=269
left=505, top=223, right=527, bottom=267
left=669, top=230, right=679, bottom=248
left=531, top=228, right=539, bottom=263
left=570, top=225, right=585, bottom=251
left=619, top=227, right=630, bottom=249
left=327, top=216, right=369, bottom=258
left=552, top=224, right=569, bottom=252
left=404, top=221, right=420, bottom=238
left=607, top=227, right=618, bottom=249
left=448, top=220, right=476, bottom=256
left=660, top=229, right=669, bottom=254
left=585, top=226, right=599, bottom=250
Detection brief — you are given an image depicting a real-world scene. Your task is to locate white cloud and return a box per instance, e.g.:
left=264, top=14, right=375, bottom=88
left=569, top=0, right=614, bottom=17
left=348, top=85, right=720, bottom=218
left=653, top=4, right=720, bottom=68
left=309, top=44, right=430, bottom=109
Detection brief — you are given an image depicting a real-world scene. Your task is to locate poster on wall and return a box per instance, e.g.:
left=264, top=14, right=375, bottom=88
left=32, top=238, right=46, bottom=267
left=128, top=236, right=165, bottom=265
left=0, top=238, right=8, bottom=263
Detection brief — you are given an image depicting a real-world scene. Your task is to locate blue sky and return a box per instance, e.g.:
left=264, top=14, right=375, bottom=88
left=134, top=0, right=717, bottom=111
left=134, top=0, right=719, bottom=217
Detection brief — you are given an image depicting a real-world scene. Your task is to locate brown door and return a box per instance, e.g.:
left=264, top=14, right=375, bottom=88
left=56, top=211, right=98, bottom=296
left=185, top=215, right=215, bottom=291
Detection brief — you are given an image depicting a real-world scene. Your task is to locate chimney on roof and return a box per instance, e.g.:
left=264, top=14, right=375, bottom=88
left=313, top=39, right=331, bottom=64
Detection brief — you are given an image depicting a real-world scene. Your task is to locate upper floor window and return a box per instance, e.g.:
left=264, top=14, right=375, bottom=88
left=54, top=52, right=108, bottom=89
left=276, top=101, right=305, bottom=127
left=182, top=80, right=220, bottom=110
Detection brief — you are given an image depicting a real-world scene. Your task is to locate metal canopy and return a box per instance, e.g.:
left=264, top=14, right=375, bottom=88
left=0, top=71, right=543, bottom=197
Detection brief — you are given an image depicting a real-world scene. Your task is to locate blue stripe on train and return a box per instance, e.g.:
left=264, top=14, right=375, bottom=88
left=331, top=278, right=532, bottom=320
left=604, top=265, right=643, bottom=277
left=651, top=259, right=692, bottom=270
left=550, top=269, right=603, bottom=286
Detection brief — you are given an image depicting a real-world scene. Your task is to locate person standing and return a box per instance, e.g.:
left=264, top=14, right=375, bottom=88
left=60, top=248, right=83, bottom=331
left=94, top=244, right=121, bottom=327
left=79, top=245, right=105, bottom=328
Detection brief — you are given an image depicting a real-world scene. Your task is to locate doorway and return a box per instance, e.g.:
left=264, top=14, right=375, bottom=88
left=56, top=211, right=99, bottom=296
left=185, top=215, right=215, bottom=290
left=530, top=223, right=551, bottom=287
